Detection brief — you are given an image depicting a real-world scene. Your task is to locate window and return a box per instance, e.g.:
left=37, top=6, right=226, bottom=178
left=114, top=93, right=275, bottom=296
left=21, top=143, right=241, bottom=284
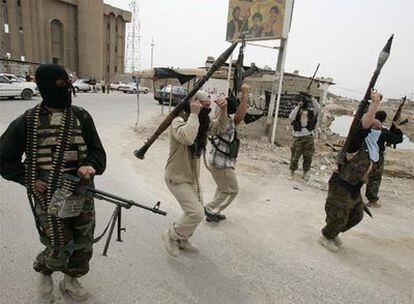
left=106, top=44, right=109, bottom=51
left=19, top=26, right=23, bottom=33
left=115, top=25, right=118, bottom=32
left=21, top=55, right=25, bottom=61
left=4, top=24, right=9, bottom=33
left=17, top=0, right=21, bottom=6
left=114, top=66, right=117, bottom=73
left=107, top=23, right=110, bottom=30
left=50, top=19, right=64, bottom=65
left=0, top=76, right=10, bottom=83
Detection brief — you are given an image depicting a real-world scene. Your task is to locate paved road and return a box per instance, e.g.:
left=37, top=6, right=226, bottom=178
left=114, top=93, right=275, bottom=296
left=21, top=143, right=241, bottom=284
left=0, top=93, right=412, bottom=304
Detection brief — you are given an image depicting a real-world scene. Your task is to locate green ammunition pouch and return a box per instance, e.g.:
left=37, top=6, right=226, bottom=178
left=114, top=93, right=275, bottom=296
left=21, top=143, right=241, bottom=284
left=337, top=142, right=372, bottom=186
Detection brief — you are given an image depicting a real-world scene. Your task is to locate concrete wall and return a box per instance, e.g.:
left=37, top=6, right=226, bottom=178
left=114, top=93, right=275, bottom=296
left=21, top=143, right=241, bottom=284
left=77, top=0, right=103, bottom=79
left=2, top=0, right=130, bottom=78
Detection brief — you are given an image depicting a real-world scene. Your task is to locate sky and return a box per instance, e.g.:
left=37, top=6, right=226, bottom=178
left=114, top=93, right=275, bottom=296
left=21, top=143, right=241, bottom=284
left=104, top=0, right=414, bottom=100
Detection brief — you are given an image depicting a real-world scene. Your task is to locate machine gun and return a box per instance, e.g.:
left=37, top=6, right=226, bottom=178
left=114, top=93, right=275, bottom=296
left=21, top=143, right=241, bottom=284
left=63, top=174, right=167, bottom=256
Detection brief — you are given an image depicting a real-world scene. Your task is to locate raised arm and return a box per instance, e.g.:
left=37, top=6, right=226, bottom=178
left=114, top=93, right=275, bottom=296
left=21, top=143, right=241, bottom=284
left=361, top=91, right=382, bottom=129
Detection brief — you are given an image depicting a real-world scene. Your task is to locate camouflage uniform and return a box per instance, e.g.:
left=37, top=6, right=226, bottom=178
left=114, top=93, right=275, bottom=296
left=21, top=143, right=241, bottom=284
left=322, top=136, right=372, bottom=240
left=33, top=198, right=95, bottom=278
left=288, top=97, right=320, bottom=173
left=289, top=135, right=315, bottom=172
left=322, top=175, right=365, bottom=239
left=365, top=152, right=384, bottom=203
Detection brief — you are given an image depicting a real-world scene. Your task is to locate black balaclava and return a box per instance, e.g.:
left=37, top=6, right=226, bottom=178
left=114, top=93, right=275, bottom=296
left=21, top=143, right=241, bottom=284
left=184, top=103, right=211, bottom=158
left=35, top=64, right=72, bottom=108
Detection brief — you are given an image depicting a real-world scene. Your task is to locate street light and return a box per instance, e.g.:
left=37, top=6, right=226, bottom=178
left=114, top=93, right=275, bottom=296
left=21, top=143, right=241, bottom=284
left=150, top=38, right=155, bottom=69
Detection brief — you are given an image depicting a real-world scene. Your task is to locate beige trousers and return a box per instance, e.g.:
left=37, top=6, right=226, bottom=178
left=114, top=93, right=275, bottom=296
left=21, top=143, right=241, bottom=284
left=165, top=180, right=204, bottom=240
left=206, top=167, right=239, bottom=214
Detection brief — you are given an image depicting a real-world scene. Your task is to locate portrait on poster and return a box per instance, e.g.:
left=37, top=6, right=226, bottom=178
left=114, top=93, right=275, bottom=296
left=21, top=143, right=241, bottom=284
left=226, top=0, right=286, bottom=42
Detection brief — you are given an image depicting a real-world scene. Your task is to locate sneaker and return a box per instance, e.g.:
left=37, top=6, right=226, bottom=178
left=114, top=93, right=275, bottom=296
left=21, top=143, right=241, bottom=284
left=37, top=274, right=53, bottom=296
left=59, top=275, right=90, bottom=301
left=288, top=171, right=295, bottom=180
left=161, top=231, right=179, bottom=257
left=204, top=207, right=220, bottom=223
left=318, top=236, right=339, bottom=252
left=303, top=171, right=310, bottom=181
left=367, top=201, right=381, bottom=208
left=178, top=240, right=199, bottom=253
left=216, top=214, right=226, bottom=221
left=333, top=236, right=343, bottom=247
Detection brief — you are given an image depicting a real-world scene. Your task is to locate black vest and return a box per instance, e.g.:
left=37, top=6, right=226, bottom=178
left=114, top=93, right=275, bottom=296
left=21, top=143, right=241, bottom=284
left=292, top=108, right=317, bottom=132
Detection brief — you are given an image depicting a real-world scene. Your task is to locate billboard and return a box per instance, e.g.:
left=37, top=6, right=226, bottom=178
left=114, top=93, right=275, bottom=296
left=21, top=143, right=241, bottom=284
left=226, top=0, right=291, bottom=42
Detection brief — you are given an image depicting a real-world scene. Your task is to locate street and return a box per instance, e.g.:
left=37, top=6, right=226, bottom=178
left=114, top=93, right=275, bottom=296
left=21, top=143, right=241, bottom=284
left=0, top=93, right=413, bottom=304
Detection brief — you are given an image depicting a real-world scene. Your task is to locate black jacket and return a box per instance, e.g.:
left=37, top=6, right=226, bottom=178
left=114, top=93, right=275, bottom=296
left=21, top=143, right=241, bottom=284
left=0, top=105, right=106, bottom=186
left=378, top=124, right=403, bottom=152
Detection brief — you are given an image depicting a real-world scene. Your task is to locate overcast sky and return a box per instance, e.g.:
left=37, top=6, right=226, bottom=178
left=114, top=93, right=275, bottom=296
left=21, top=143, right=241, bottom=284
left=105, top=0, right=413, bottom=99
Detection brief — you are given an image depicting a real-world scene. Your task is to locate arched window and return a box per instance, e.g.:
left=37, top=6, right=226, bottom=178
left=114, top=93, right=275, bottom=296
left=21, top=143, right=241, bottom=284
left=50, top=19, right=64, bottom=65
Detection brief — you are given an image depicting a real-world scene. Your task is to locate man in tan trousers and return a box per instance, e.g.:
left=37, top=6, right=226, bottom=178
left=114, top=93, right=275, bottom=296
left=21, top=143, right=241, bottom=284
left=161, top=91, right=228, bottom=257
left=204, top=84, right=249, bottom=222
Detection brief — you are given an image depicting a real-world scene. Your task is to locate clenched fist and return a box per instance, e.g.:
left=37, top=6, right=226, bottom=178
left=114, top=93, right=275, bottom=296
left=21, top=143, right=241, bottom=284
left=78, top=166, right=96, bottom=180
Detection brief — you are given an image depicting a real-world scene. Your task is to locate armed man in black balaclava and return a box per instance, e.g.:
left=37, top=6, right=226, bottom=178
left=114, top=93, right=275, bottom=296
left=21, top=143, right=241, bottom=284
left=288, top=92, right=321, bottom=181
left=0, top=64, right=106, bottom=300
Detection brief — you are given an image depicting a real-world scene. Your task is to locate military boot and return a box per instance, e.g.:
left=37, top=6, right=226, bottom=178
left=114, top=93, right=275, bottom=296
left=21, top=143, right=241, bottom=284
left=161, top=229, right=179, bottom=257
left=303, top=171, right=310, bottom=181
left=178, top=239, right=199, bottom=253
left=59, top=275, right=90, bottom=301
left=37, top=274, right=53, bottom=296
left=319, top=236, right=339, bottom=252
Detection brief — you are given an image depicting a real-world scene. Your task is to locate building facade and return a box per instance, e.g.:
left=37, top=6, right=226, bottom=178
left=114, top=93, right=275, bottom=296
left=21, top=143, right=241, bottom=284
left=1, top=0, right=131, bottom=80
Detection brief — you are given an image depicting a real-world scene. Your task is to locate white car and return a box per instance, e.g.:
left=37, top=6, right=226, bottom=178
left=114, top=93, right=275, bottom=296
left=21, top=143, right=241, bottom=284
left=72, top=79, right=92, bottom=92
left=1, top=73, right=39, bottom=95
left=118, top=83, right=149, bottom=94
left=109, top=81, right=126, bottom=91
left=0, top=74, right=39, bottom=100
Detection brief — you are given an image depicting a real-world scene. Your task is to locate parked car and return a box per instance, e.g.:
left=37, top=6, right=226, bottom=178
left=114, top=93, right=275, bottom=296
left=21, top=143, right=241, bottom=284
left=1, top=73, right=39, bottom=95
left=154, top=85, right=188, bottom=105
left=72, top=79, right=92, bottom=92
left=118, top=83, right=150, bottom=94
left=0, top=74, right=39, bottom=100
left=109, top=81, right=126, bottom=91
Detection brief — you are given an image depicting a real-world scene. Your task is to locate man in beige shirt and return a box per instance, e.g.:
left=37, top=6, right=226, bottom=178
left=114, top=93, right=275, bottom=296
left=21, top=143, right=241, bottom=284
left=161, top=91, right=228, bottom=257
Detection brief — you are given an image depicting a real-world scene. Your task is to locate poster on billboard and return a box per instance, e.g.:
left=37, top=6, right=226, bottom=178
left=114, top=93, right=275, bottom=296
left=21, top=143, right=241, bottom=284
left=226, top=0, right=292, bottom=42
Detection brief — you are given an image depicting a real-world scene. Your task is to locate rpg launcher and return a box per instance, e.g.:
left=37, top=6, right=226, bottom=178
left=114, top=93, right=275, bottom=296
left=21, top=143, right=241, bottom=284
left=66, top=174, right=167, bottom=256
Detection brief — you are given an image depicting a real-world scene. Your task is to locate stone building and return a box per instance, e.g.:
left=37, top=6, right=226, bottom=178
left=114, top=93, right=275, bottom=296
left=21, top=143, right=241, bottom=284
left=1, top=0, right=131, bottom=80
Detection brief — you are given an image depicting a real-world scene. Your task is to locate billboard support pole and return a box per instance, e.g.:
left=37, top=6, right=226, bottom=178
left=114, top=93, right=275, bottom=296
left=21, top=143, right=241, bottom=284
left=270, top=38, right=288, bottom=145
left=265, top=38, right=287, bottom=136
